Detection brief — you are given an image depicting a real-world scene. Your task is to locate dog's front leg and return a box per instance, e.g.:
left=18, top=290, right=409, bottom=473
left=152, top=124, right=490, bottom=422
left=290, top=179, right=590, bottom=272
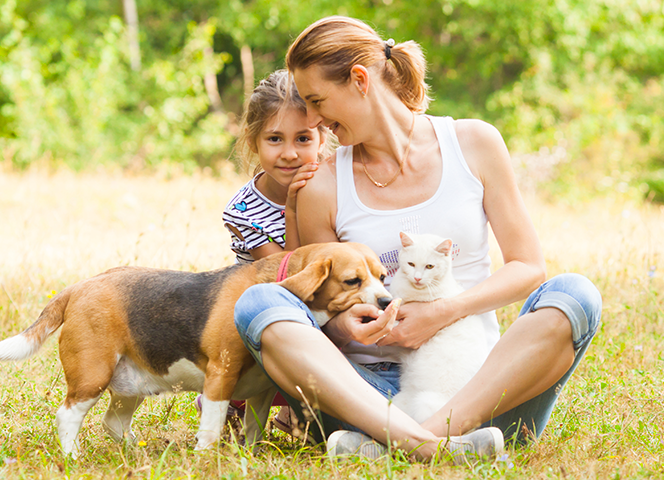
left=243, top=386, right=278, bottom=448
left=195, top=357, right=242, bottom=450
left=195, top=394, right=230, bottom=451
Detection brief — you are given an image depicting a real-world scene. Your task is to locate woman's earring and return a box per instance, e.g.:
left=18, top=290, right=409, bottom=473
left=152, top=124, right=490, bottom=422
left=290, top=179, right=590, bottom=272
left=359, top=88, right=366, bottom=97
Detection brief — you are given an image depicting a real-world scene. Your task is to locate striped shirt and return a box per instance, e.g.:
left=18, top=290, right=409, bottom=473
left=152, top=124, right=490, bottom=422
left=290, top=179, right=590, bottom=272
left=222, top=174, right=286, bottom=264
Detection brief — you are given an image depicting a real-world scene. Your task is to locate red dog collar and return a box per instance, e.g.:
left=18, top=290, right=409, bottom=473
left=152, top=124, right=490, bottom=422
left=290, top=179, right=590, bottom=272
left=277, top=251, right=293, bottom=282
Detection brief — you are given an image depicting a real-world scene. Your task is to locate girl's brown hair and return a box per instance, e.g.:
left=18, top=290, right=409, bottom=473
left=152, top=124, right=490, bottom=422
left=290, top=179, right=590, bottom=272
left=236, top=69, right=332, bottom=176
left=286, top=16, right=431, bottom=113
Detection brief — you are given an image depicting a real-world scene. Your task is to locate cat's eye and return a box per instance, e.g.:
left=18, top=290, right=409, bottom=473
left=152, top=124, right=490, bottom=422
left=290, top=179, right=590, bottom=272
left=344, top=277, right=362, bottom=286
left=425, top=264, right=435, bottom=269
left=407, top=262, right=415, bottom=267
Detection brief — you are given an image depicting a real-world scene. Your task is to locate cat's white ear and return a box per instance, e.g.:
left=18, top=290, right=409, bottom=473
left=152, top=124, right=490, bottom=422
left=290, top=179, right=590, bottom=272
left=400, top=232, right=414, bottom=248
left=436, top=238, right=453, bottom=256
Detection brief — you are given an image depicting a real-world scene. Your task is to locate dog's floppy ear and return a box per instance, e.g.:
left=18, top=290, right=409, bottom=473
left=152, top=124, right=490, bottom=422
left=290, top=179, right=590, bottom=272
left=277, top=257, right=332, bottom=303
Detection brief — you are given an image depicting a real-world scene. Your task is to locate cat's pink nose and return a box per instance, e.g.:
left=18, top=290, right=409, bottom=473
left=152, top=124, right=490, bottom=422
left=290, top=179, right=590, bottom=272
left=414, top=277, right=422, bottom=283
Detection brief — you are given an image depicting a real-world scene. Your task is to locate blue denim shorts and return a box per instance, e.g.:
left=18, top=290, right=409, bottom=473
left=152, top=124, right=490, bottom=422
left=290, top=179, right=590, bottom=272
left=234, top=273, right=602, bottom=443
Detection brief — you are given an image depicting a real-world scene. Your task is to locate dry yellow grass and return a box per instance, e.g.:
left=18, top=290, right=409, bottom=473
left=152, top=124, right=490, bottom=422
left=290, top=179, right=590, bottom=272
left=0, top=169, right=662, bottom=479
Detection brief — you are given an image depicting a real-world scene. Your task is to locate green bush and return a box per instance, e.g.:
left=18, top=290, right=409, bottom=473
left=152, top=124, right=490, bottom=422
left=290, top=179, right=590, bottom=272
left=2, top=0, right=664, bottom=203
left=643, top=169, right=664, bottom=203
left=0, top=2, right=232, bottom=170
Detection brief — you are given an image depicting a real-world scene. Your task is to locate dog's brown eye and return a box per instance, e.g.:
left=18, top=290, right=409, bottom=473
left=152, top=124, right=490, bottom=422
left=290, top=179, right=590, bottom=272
left=379, top=274, right=386, bottom=283
left=425, top=264, right=435, bottom=269
left=344, top=277, right=362, bottom=286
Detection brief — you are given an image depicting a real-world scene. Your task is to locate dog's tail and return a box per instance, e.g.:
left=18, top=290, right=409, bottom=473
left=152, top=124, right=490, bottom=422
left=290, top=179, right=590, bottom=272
left=0, top=288, right=72, bottom=361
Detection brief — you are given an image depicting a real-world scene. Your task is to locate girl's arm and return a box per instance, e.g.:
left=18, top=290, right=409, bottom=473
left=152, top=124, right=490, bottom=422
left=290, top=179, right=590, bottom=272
left=379, top=119, right=546, bottom=349
left=223, top=223, right=282, bottom=261
left=248, top=241, right=284, bottom=260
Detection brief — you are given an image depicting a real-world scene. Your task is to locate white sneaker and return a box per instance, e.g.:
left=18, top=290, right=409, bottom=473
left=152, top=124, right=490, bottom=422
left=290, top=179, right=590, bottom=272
left=444, top=427, right=504, bottom=465
left=326, top=430, right=388, bottom=460
left=326, top=426, right=504, bottom=465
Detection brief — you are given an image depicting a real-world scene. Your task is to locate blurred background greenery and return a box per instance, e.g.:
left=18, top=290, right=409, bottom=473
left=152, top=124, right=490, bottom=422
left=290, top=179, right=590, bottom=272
left=1, top=0, right=663, bottom=201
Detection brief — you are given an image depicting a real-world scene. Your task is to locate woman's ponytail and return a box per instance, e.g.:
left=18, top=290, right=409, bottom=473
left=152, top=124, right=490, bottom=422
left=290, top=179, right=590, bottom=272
left=383, top=40, right=431, bottom=113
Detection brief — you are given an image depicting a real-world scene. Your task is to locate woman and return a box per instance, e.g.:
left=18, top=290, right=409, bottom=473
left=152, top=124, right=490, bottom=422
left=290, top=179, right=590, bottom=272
left=234, top=16, right=601, bottom=462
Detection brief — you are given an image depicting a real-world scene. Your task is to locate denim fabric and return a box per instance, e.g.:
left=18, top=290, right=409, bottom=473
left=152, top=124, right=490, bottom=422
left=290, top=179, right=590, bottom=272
left=234, top=284, right=318, bottom=361
left=362, top=361, right=401, bottom=394
left=234, top=273, right=602, bottom=444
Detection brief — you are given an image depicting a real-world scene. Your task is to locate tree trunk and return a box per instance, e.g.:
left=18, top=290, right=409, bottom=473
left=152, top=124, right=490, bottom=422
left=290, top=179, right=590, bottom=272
left=122, top=0, right=141, bottom=71
left=240, top=44, right=254, bottom=109
left=204, top=46, right=224, bottom=114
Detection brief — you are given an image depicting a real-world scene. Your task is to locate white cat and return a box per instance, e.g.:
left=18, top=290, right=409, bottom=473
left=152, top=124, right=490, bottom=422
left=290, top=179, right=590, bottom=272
left=391, top=232, right=489, bottom=423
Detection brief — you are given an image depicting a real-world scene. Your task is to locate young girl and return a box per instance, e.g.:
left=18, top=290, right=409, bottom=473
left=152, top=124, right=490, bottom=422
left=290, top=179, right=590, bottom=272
left=217, top=69, right=332, bottom=435
left=223, top=69, right=331, bottom=264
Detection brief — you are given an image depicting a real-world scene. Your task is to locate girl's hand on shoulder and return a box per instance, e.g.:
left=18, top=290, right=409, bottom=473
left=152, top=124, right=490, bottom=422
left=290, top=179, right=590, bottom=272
left=285, top=162, right=319, bottom=213
left=322, top=300, right=400, bottom=348
left=377, top=299, right=456, bottom=349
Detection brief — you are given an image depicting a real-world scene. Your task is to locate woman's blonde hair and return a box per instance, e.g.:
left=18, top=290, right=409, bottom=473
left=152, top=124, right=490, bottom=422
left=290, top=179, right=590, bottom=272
left=286, top=16, right=431, bottom=113
left=236, top=69, right=332, bottom=176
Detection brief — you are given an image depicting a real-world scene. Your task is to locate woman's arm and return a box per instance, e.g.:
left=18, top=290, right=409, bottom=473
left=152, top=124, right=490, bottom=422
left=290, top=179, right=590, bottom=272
left=379, top=119, right=546, bottom=349
left=296, top=154, right=397, bottom=345
left=296, top=155, right=340, bottom=244
left=283, top=163, right=319, bottom=252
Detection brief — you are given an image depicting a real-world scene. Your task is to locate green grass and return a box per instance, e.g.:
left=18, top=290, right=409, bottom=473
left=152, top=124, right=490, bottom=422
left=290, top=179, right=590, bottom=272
left=1, top=169, right=663, bottom=478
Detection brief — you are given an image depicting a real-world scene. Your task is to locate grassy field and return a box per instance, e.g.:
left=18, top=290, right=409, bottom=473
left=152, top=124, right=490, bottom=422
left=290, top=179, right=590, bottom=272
left=0, top=169, right=662, bottom=479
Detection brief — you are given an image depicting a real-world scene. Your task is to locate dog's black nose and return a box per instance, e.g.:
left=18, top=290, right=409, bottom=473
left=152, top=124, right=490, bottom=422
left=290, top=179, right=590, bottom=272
left=377, top=297, right=392, bottom=310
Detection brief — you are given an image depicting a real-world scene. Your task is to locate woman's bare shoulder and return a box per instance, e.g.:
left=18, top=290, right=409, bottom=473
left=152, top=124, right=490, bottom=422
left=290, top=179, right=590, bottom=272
left=453, top=119, right=511, bottom=183
left=454, top=119, right=505, bottom=152
left=301, top=151, right=338, bottom=198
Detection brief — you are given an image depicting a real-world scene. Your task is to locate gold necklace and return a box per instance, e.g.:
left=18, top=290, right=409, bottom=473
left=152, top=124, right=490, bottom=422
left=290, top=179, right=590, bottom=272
left=359, top=112, right=416, bottom=188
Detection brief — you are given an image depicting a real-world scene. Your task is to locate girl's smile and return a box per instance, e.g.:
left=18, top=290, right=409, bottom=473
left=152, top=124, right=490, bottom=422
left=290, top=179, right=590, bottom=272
left=254, top=107, right=324, bottom=204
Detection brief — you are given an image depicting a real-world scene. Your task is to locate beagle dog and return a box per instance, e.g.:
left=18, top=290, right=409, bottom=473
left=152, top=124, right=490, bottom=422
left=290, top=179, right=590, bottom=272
left=0, top=242, right=391, bottom=458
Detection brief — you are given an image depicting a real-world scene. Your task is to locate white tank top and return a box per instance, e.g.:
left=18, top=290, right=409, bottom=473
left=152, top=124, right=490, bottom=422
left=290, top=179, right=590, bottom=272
left=336, top=116, right=500, bottom=364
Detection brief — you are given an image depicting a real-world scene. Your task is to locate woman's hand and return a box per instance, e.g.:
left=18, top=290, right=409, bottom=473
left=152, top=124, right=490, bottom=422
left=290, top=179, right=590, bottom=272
left=377, top=299, right=458, bottom=349
left=285, top=163, right=319, bottom=214
left=322, top=299, right=401, bottom=348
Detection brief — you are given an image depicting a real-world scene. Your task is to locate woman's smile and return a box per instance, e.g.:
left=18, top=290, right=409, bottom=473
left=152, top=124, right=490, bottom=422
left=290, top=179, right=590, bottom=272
left=327, top=122, right=341, bottom=135
left=293, top=66, right=364, bottom=146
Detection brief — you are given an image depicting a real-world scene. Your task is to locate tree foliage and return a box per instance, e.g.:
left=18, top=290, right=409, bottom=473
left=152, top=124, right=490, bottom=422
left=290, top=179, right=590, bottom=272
left=0, top=0, right=231, bottom=170
left=1, top=0, right=663, bottom=198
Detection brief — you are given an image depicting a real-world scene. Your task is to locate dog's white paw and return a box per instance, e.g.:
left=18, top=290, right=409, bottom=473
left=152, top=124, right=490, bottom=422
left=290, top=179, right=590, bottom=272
left=61, top=441, right=81, bottom=460
left=103, top=422, right=137, bottom=443
left=194, top=431, right=219, bottom=451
